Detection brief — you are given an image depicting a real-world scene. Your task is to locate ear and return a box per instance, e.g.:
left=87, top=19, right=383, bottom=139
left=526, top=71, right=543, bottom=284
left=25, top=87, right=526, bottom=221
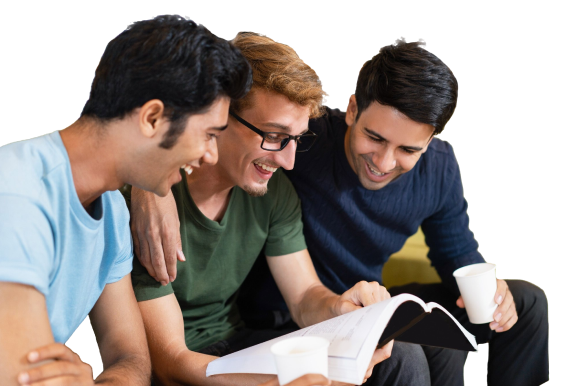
left=345, top=95, right=358, bottom=127
left=138, top=99, right=166, bottom=139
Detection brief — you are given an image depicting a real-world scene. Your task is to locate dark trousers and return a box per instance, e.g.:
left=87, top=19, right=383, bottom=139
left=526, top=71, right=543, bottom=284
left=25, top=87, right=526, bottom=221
left=389, top=279, right=549, bottom=386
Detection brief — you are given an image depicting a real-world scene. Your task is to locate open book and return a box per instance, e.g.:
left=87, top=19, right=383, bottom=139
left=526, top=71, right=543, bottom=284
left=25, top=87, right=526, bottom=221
left=206, top=293, right=477, bottom=385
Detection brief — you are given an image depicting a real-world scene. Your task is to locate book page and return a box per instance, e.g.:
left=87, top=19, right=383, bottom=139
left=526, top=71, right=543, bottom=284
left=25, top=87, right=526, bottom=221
left=206, top=299, right=395, bottom=376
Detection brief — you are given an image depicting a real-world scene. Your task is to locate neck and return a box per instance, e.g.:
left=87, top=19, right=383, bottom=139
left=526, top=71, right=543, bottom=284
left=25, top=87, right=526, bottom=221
left=186, top=162, right=234, bottom=222
left=60, top=118, right=124, bottom=209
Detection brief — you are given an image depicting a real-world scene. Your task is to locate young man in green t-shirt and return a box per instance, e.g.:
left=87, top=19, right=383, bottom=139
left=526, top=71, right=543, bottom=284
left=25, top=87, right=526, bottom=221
left=127, top=33, right=399, bottom=385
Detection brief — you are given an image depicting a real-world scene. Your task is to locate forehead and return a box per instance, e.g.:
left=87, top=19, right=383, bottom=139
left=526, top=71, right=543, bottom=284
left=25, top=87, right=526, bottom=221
left=359, top=102, right=434, bottom=145
left=243, top=89, right=310, bottom=134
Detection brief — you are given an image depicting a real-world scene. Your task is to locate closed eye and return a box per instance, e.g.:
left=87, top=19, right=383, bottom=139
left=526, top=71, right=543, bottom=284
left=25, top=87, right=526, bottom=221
left=368, top=135, right=384, bottom=143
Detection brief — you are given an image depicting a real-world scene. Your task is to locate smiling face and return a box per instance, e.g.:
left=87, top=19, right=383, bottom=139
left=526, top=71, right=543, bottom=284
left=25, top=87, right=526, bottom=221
left=344, top=96, right=435, bottom=191
left=134, top=97, right=230, bottom=196
left=215, top=88, right=310, bottom=196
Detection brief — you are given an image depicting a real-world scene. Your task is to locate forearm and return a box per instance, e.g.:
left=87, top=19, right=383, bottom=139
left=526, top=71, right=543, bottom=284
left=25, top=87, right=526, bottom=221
left=95, top=352, right=150, bottom=385
left=155, top=348, right=274, bottom=386
left=291, top=283, right=339, bottom=328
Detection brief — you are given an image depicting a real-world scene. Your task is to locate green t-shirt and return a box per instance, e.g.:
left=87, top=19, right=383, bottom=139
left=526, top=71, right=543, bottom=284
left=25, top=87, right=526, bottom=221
left=130, top=171, right=307, bottom=351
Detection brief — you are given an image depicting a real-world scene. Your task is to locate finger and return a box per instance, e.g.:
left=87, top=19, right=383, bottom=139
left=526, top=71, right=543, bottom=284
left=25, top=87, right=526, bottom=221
left=19, top=361, right=82, bottom=384
left=26, top=344, right=76, bottom=364
left=177, top=231, right=186, bottom=262
left=495, top=279, right=508, bottom=305
left=456, top=296, right=465, bottom=308
left=161, top=231, right=178, bottom=282
left=130, top=223, right=141, bottom=261
left=490, top=291, right=514, bottom=330
left=357, top=281, right=382, bottom=306
left=496, top=312, right=518, bottom=332
left=380, top=285, right=391, bottom=301
left=369, top=340, right=393, bottom=367
left=146, top=227, right=169, bottom=285
left=136, top=231, right=156, bottom=280
left=28, top=375, right=89, bottom=386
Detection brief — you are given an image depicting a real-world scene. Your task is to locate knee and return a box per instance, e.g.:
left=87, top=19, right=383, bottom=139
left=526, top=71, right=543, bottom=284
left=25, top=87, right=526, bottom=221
left=388, top=341, right=429, bottom=372
left=506, top=280, right=548, bottom=322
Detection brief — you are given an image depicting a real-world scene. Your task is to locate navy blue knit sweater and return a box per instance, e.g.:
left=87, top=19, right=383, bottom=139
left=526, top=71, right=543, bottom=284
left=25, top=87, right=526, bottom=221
left=239, top=107, right=484, bottom=313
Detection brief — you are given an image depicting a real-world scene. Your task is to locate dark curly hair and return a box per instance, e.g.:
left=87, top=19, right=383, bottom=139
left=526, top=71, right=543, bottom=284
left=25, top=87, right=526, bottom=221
left=81, top=15, right=252, bottom=148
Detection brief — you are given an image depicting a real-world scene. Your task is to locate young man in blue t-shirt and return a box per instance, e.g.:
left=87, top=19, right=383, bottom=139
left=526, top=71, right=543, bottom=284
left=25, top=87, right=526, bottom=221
left=0, top=15, right=252, bottom=385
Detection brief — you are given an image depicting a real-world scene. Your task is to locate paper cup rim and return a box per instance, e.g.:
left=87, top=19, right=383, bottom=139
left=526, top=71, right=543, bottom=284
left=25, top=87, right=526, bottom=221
left=453, top=262, right=496, bottom=278
left=270, top=336, right=330, bottom=357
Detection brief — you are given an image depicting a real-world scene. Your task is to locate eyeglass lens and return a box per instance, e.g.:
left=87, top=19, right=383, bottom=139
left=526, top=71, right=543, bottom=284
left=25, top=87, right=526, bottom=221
left=261, top=133, right=316, bottom=152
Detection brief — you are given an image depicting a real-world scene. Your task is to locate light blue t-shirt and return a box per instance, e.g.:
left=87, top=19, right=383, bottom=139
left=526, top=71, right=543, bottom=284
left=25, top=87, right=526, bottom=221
left=0, top=131, right=133, bottom=343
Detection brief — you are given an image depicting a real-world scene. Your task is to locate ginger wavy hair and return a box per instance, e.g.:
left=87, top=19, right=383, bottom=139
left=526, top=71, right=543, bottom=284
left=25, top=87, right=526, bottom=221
left=230, top=32, right=326, bottom=118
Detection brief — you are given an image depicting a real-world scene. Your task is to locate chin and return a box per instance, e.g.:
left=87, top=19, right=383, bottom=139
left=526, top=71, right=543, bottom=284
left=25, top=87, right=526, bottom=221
left=242, top=183, right=268, bottom=197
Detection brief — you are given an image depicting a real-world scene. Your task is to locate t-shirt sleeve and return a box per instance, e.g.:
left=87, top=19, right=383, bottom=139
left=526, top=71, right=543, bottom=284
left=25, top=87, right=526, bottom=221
left=421, top=148, right=485, bottom=295
left=0, top=195, right=55, bottom=296
left=264, top=172, right=308, bottom=257
left=131, top=257, right=175, bottom=301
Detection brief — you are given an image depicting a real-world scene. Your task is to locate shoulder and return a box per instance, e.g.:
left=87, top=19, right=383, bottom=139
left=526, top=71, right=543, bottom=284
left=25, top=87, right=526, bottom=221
left=309, top=107, right=347, bottom=140
left=0, top=132, right=67, bottom=199
left=416, top=137, right=459, bottom=174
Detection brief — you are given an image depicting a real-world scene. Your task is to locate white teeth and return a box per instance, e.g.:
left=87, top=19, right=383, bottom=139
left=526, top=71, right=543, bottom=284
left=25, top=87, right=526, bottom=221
left=254, top=161, right=278, bottom=173
left=369, top=166, right=386, bottom=176
left=181, top=164, right=193, bottom=175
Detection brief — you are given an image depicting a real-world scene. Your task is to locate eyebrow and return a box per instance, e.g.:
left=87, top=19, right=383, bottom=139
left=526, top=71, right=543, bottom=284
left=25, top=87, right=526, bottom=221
left=212, top=124, right=228, bottom=132
left=364, top=128, right=424, bottom=151
left=262, top=122, right=309, bottom=135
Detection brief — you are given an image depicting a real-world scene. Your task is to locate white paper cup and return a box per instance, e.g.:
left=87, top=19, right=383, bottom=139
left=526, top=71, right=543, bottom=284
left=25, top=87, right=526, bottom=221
left=270, top=336, right=330, bottom=385
left=453, top=263, right=498, bottom=324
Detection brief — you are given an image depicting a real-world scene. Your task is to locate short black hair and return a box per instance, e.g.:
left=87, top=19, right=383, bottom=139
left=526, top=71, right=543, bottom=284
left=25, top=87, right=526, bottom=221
left=355, top=39, right=458, bottom=135
left=81, top=15, right=252, bottom=148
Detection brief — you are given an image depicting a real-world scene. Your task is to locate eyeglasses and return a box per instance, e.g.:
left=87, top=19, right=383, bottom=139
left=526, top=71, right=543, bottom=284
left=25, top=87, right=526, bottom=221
left=230, top=111, right=317, bottom=152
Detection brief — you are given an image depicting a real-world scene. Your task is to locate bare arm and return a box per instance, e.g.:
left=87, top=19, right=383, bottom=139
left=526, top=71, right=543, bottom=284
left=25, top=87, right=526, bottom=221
left=267, top=249, right=390, bottom=327
left=138, top=293, right=275, bottom=385
left=0, top=282, right=54, bottom=386
left=129, top=186, right=184, bottom=286
left=0, top=276, right=150, bottom=386
left=89, top=274, right=151, bottom=385
left=267, top=249, right=394, bottom=385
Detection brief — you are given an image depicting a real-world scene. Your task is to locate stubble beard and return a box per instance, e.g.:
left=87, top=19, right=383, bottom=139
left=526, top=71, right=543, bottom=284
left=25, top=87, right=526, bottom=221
left=242, top=182, right=268, bottom=197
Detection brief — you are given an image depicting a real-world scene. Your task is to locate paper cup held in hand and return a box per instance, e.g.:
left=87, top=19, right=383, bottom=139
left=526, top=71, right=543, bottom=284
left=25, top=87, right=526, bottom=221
left=270, top=336, right=330, bottom=385
left=453, top=263, right=498, bottom=324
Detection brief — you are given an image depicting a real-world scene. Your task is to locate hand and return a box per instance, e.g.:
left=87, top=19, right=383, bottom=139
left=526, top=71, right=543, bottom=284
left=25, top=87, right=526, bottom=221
left=17, top=343, right=93, bottom=385
left=456, top=278, right=518, bottom=332
left=130, top=186, right=184, bottom=285
left=260, top=374, right=331, bottom=386
left=359, top=340, right=393, bottom=384
left=333, top=281, right=390, bottom=316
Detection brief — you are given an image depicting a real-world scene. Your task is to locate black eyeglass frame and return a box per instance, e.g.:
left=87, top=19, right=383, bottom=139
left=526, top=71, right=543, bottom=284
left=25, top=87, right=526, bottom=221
left=229, top=111, right=317, bottom=152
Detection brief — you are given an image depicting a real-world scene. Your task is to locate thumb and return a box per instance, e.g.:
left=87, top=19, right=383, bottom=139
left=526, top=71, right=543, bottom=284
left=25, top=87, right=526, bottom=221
left=456, top=296, right=465, bottom=308
left=338, top=300, right=363, bottom=315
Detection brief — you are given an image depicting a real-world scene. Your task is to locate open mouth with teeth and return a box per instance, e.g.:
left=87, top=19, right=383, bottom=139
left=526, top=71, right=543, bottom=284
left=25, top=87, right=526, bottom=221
left=368, top=165, right=386, bottom=176
left=180, top=164, right=195, bottom=175
left=253, top=161, right=278, bottom=179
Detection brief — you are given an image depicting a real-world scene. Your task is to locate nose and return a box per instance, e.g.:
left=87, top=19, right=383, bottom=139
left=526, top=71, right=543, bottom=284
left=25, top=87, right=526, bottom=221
left=275, top=138, right=298, bottom=170
left=375, top=146, right=396, bottom=172
left=201, top=137, right=219, bottom=166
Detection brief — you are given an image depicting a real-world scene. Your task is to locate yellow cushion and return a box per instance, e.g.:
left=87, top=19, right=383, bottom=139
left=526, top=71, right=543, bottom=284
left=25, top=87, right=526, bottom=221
left=382, top=228, right=441, bottom=288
